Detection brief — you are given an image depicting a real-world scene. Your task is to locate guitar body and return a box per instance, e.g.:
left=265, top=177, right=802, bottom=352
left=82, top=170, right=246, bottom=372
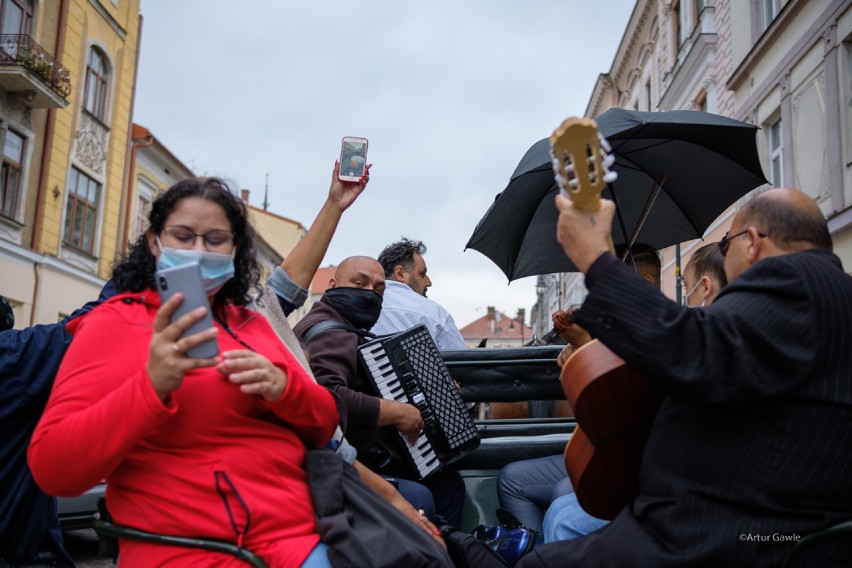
left=561, top=340, right=662, bottom=520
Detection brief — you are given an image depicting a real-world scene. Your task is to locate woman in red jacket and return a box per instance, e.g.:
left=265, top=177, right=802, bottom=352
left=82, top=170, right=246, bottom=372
left=29, top=178, right=340, bottom=567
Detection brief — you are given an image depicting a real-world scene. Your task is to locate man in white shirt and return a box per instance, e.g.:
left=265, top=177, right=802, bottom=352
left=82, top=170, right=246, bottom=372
left=371, top=238, right=467, bottom=350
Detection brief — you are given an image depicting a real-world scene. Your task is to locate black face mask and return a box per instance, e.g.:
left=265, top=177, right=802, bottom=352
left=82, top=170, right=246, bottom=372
left=325, top=287, right=383, bottom=330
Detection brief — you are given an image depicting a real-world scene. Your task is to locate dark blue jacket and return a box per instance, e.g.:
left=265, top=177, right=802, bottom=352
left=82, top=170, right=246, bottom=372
left=0, top=280, right=115, bottom=566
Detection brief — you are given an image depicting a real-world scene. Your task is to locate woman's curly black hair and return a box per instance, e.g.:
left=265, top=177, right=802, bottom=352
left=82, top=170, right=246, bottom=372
left=112, top=177, right=261, bottom=307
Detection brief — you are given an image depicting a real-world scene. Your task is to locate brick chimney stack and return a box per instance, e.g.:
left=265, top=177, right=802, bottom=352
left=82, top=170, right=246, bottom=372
left=516, top=308, right=526, bottom=326
left=240, top=189, right=250, bottom=203
left=487, top=306, right=496, bottom=320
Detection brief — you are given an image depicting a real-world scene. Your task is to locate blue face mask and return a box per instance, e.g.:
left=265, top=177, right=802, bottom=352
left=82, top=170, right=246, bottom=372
left=156, top=237, right=235, bottom=294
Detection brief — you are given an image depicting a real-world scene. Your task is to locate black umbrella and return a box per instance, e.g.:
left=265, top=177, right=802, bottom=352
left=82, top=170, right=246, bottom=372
left=466, top=108, right=769, bottom=280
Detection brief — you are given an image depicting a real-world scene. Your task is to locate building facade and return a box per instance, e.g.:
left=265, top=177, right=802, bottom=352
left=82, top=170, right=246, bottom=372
left=128, top=126, right=305, bottom=314
left=536, top=0, right=852, bottom=313
left=241, top=188, right=305, bottom=292
left=0, top=0, right=141, bottom=326
left=459, top=306, right=532, bottom=348
left=127, top=123, right=194, bottom=247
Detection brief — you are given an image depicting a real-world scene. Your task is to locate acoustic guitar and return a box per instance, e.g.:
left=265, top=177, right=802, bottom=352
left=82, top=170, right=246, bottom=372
left=549, top=117, right=663, bottom=521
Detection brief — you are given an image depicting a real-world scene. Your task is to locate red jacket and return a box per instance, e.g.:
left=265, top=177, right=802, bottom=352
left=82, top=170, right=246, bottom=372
left=28, top=291, right=339, bottom=567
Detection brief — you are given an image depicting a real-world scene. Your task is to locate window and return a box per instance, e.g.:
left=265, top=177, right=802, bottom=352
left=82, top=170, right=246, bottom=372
left=84, top=47, right=109, bottom=121
left=0, top=0, right=33, bottom=37
left=843, top=38, right=852, bottom=166
left=768, top=118, right=783, bottom=187
left=645, top=79, right=652, bottom=111
left=64, top=167, right=101, bottom=254
left=134, top=178, right=157, bottom=241
left=1, top=130, right=24, bottom=219
left=763, top=0, right=779, bottom=29
left=691, top=0, right=701, bottom=29
left=673, top=0, right=683, bottom=48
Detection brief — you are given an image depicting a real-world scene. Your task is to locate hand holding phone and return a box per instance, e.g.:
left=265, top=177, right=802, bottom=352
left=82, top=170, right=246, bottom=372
left=155, top=263, right=219, bottom=359
left=338, top=136, right=369, bottom=182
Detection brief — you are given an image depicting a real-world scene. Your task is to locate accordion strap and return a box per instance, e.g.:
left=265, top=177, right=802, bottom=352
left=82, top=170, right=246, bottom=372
left=301, top=320, right=376, bottom=342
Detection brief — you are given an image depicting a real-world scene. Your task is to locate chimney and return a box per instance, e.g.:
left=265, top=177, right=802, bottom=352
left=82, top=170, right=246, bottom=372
left=487, top=306, right=496, bottom=320
left=240, top=189, right=250, bottom=203
left=517, top=308, right=526, bottom=326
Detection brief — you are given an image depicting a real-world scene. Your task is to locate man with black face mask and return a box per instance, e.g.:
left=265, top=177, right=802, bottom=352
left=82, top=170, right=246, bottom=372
left=295, top=256, right=466, bottom=527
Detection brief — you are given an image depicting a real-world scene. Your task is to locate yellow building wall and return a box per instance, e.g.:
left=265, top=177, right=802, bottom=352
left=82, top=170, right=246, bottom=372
left=35, top=0, right=141, bottom=281
left=250, top=208, right=305, bottom=258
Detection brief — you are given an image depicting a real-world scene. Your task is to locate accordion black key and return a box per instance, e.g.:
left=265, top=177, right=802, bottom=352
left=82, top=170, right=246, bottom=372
left=358, top=324, right=480, bottom=479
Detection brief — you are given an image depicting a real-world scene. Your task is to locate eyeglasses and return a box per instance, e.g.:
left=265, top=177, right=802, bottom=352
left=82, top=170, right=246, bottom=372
left=162, top=225, right=234, bottom=250
left=719, top=229, right=767, bottom=257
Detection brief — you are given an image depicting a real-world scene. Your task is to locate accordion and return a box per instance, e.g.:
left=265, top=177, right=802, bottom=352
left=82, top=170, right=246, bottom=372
left=358, top=325, right=480, bottom=479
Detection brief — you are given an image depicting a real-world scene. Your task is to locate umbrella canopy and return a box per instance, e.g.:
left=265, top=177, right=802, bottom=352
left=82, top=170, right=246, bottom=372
left=466, top=108, right=769, bottom=280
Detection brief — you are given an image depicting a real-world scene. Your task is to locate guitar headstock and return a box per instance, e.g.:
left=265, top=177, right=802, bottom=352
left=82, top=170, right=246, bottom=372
left=549, top=117, right=617, bottom=212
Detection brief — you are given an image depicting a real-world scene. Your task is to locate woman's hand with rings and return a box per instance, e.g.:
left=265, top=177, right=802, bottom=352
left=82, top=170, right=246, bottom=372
left=414, top=508, right=444, bottom=547
left=147, top=292, right=219, bottom=402
left=217, top=350, right=288, bottom=402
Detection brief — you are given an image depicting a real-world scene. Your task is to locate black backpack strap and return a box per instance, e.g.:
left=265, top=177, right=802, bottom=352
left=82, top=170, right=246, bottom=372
left=301, top=320, right=375, bottom=343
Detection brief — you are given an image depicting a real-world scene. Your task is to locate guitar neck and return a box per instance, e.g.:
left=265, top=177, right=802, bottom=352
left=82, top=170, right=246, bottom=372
left=549, top=116, right=616, bottom=253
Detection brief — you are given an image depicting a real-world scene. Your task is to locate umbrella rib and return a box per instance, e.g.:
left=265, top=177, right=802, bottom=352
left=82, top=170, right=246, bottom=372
left=627, top=179, right=665, bottom=248
left=617, top=151, right=707, bottom=238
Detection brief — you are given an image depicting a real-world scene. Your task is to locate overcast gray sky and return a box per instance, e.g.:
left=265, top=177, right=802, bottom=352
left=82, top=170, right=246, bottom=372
left=134, top=1, right=636, bottom=329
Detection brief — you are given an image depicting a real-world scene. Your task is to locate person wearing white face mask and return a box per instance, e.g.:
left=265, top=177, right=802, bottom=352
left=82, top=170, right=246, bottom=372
left=682, top=242, right=728, bottom=308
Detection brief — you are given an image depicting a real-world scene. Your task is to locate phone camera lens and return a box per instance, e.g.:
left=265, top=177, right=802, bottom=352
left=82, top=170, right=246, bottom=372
left=159, top=276, right=168, bottom=290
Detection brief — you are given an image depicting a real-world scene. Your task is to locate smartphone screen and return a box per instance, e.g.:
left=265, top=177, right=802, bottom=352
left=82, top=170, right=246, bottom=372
left=338, top=137, right=368, bottom=182
left=155, top=263, right=219, bottom=359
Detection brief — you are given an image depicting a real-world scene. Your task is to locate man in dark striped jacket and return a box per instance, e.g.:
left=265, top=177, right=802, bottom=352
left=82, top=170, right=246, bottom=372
left=519, top=188, right=852, bottom=567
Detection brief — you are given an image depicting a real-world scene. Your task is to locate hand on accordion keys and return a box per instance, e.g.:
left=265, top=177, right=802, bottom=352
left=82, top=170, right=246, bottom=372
left=381, top=398, right=425, bottom=444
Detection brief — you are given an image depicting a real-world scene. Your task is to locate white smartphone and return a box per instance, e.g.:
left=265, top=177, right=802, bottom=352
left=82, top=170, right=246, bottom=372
left=338, top=136, right=369, bottom=182
left=155, top=263, right=219, bottom=359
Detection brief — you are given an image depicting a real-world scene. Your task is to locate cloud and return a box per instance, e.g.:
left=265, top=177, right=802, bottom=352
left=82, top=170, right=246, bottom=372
left=135, top=0, right=634, bottom=328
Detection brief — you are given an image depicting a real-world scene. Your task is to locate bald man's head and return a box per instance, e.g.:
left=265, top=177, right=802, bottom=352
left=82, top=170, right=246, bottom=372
left=738, top=188, right=831, bottom=252
left=724, top=188, right=831, bottom=282
left=330, top=256, right=386, bottom=295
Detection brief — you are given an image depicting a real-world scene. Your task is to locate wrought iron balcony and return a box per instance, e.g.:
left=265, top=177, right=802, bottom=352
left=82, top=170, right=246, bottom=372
left=0, top=34, right=71, bottom=108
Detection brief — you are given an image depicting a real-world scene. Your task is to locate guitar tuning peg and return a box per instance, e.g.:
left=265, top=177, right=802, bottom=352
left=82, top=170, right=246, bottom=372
left=568, top=179, right=579, bottom=189
left=566, top=162, right=575, bottom=174
left=602, top=154, right=615, bottom=168
left=599, top=136, right=612, bottom=153
left=603, top=171, right=618, bottom=183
